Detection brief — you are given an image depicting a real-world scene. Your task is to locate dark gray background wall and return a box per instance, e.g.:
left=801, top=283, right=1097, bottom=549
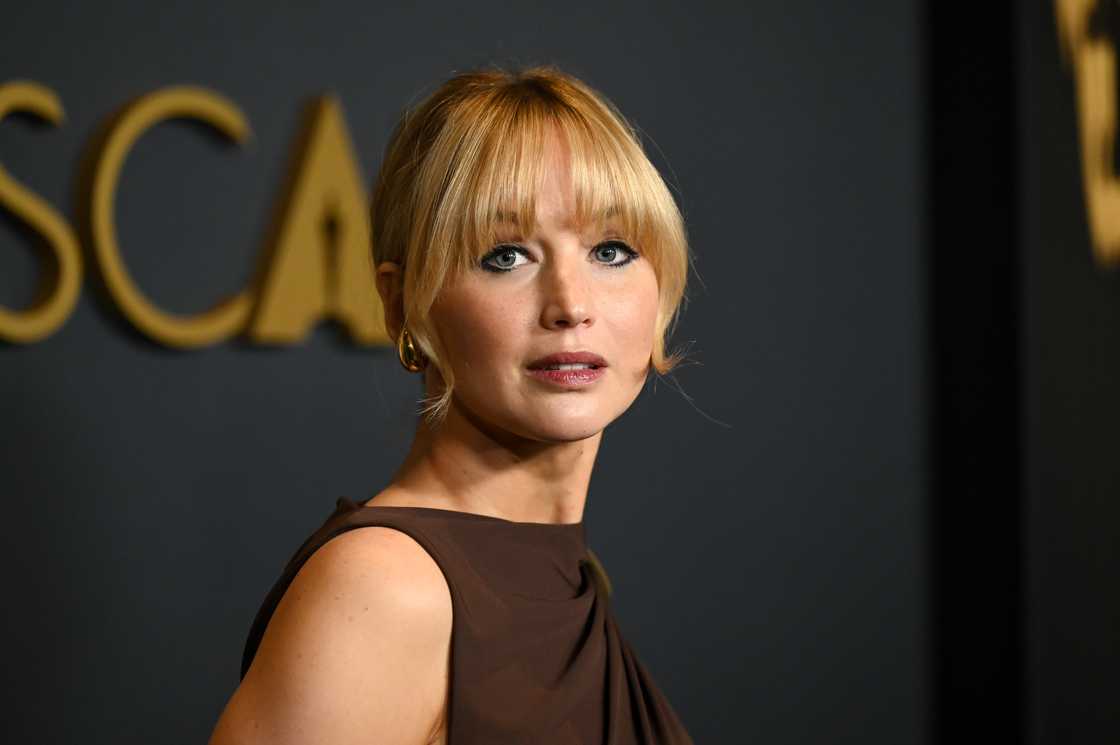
left=1021, top=2, right=1120, bottom=743
left=1, top=2, right=928, bottom=744
left=925, top=3, right=1120, bottom=743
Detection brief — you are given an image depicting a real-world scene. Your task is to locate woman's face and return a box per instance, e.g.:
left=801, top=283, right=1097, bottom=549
left=428, top=137, right=660, bottom=443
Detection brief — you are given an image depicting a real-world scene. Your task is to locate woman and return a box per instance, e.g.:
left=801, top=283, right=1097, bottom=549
left=210, top=64, right=694, bottom=745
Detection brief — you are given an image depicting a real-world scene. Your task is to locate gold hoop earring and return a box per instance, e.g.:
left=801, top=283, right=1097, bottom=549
left=397, top=327, right=427, bottom=373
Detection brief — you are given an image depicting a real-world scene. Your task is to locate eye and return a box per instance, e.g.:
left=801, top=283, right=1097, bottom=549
left=593, top=240, right=639, bottom=268
left=480, top=244, right=531, bottom=273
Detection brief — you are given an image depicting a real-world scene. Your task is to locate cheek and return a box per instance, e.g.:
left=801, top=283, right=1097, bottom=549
left=433, top=287, right=526, bottom=372
left=606, top=274, right=660, bottom=363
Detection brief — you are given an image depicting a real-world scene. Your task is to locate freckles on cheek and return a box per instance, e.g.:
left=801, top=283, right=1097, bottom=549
left=483, top=297, right=533, bottom=364
left=442, top=288, right=524, bottom=371
left=610, top=287, right=660, bottom=361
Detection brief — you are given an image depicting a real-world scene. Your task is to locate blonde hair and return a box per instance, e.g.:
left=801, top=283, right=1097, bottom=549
left=369, top=64, right=691, bottom=428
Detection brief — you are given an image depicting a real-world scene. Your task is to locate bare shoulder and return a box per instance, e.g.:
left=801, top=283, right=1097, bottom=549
left=209, top=526, right=452, bottom=745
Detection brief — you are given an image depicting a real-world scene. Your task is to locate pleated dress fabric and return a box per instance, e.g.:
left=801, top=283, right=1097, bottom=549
left=241, top=497, right=694, bottom=744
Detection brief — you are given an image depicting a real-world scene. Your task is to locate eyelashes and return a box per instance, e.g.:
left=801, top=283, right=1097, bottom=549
left=479, top=240, right=640, bottom=274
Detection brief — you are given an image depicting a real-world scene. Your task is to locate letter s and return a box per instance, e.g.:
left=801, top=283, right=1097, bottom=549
left=0, top=81, right=82, bottom=343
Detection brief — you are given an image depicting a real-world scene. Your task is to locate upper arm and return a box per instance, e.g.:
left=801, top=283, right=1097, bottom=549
left=209, top=527, right=453, bottom=745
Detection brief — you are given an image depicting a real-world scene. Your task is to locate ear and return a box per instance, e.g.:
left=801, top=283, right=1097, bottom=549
left=375, top=261, right=405, bottom=341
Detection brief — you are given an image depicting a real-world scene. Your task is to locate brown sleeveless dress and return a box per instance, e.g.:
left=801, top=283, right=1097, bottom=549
left=241, top=497, right=694, bottom=744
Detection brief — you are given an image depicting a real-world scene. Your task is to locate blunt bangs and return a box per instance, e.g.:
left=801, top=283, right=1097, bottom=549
left=433, top=86, right=676, bottom=290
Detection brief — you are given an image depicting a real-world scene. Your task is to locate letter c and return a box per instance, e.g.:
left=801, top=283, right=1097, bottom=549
left=89, top=86, right=254, bottom=348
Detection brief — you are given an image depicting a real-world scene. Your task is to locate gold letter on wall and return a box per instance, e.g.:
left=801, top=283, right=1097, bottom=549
left=0, top=81, right=83, bottom=343
left=1056, top=0, right=1120, bottom=266
left=89, top=86, right=255, bottom=348
left=248, top=95, right=387, bottom=345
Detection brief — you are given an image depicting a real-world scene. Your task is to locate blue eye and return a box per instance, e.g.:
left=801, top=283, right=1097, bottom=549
left=594, top=240, right=639, bottom=268
left=480, top=245, right=530, bottom=273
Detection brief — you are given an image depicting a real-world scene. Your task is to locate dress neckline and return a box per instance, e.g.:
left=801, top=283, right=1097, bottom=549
left=342, top=497, right=585, bottom=529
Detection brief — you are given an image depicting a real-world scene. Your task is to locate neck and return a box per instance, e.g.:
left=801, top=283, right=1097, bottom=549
left=382, top=400, right=601, bottom=525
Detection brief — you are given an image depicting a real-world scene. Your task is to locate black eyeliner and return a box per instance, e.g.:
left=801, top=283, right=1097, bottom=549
left=479, top=244, right=528, bottom=273
left=596, top=240, right=640, bottom=268
left=479, top=240, right=639, bottom=273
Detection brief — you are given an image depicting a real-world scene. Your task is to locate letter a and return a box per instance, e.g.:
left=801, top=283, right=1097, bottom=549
left=1056, top=0, right=1120, bottom=266
left=249, top=95, right=388, bottom=345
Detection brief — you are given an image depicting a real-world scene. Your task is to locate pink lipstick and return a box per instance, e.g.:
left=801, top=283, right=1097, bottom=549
left=526, top=351, right=607, bottom=388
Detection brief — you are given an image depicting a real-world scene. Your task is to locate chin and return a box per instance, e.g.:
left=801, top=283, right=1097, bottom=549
left=502, top=402, right=615, bottom=443
left=529, top=419, right=606, bottom=443
left=458, top=383, right=640, bottom=443
left=516, top=400, right=630, bottom=443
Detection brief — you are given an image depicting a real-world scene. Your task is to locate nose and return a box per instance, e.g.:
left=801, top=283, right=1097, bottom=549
left=539, top=248, right=594, bottom=330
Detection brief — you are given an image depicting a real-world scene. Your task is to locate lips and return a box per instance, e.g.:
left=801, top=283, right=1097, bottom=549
left=527, top=351, right=608, bottom=370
